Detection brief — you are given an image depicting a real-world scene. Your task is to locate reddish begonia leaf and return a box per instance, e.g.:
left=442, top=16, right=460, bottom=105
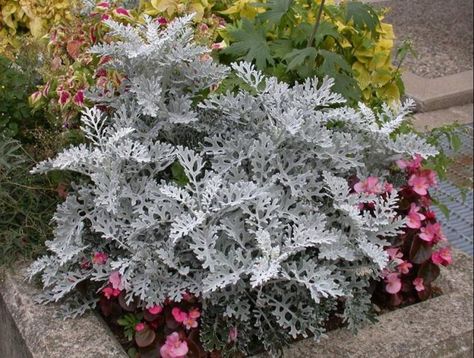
left=417, top=262, right=440, bottom=285
left=409, top=237, right=432, bottom=264
left=135, top=325, right=156, bottom=348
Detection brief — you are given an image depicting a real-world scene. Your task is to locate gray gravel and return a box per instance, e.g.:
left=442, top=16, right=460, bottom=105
left=380, top=0, right=473, bottom=78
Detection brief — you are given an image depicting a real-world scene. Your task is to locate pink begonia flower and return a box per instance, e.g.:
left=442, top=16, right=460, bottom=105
left=397, top=260, right=413, bottom=274
left=228, top=327, right=238, bottom=343
left=408, top=174, right=430, bottom=196
left=384, top=182, right=394, bottom=193
left=396, top=154, right=423, bottom=171
left=419, top=223, right=446, bottom=243
left=419, top=169, right=437, bottom=187
left=406, top=203, right=426, bottom=229
left=386, top=248, right=403, bottom=260
left=183, top=308, right=201, bottom=330
left=171, top=307, right=188, bottom=323
left=385, top=273, right=402, bottom=294
left=413, top=277, right=425, bottom=292
left=114, top=7, right=130, bottom=17
left=73, top=90, right=85, bottom=106
left=160, top=332, right=188, bottom=358
left=148, top=305, right=163, bottom=315
left=92, top=252, right=108, bottom=265
left=135, top=322, right=145, bottom=332
left=354, top=176, right=382, bottom=195
left=431, top=247, right=452, bottom=266
left=58, top=90, right=71, bottom=107
left=109, top=271, right=123, bottom=290
left=102, top=287, right=121, bottom=299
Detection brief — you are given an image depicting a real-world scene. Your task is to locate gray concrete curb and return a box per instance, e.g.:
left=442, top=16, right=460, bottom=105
left=404, top=71, right=473, bottom=113
left=1, top=250, right=472, bottom=357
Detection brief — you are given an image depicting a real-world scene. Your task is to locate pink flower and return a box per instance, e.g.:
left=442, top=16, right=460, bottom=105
left=396, top=154, right=423, bottom=171
left=109, top=271, right=123, bottom=290
left=419, top=169, right=437, bottom=187
left=413, top=277, right=425, bottom=292
left=397, top=260, right=413, bottom=274
left=92, top=252, right=108, bottom=265
left=384, top=182, right=394, bottom=193
left=73, top=90, right=85, bottom=106
left=160, top=332, right=188, bottom=358
left=386, top=248, right=403, bottom=260
left=147, top=305, right=163, bottom=315
left=408, top=174, right=430, bottom=196
left=183, top=308, right=200, bottom=330
left=102, top=287, right=121, bottom=299
left=135, top=322, right=145, bottom=332
left=354, top=176, right=382, bottom=195
left=58, top=90, right=71, bottom=107
left=228, top=327, right=238, bottom=343
left=432, top=247, right=452, bottom=266
left=171, top=307, right=188, bottom=323
left=406, top=203, right=426, bottom=229
left=419, top=223, right=446, bottom=243
left=385, top=273, right=402, bottom=294
left=114, top=7, right=130, bottom=17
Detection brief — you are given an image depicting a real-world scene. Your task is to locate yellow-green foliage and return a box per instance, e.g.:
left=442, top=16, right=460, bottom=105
left=219, top=0, right=401, bottom=104
left=0, top=0, right=77, bottom=56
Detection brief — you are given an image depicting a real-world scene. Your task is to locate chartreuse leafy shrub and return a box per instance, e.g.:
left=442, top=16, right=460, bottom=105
left=29, top=16, right=450, bottom=357
left=218, top=0, right=402, bottom=105
left=0, top=0, right=78, bottom=57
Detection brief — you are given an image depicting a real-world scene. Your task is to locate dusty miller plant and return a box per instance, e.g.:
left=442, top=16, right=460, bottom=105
left=29, top=15, right=439, bottom=355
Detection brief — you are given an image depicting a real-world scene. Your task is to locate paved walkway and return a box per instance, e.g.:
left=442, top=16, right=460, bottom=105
left=380, top=0, right=473, bottom=78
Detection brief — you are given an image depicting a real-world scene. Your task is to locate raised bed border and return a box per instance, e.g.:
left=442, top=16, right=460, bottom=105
left=1, top=250, right=472, bottom=358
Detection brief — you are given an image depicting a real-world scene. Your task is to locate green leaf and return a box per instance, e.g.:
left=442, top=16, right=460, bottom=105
left=269, top=39, right=294, bottom=59
left=171, top=161, right=189, bottom=187
left=431, top=196, right=450, bottom=219
left=313, top=21, right=341, bottom=47
left=317, top=49, right=352, bottom=74
left=343, top=1, right=380, bottom=34
left=223, top=19, right=275, bottom=70
left=256, top=0, right=294, bottom=25
left=283, top=47, right=318, bottom=71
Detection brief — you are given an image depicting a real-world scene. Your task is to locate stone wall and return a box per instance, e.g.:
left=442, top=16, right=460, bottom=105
left=1, top=250, right=472, bottom=358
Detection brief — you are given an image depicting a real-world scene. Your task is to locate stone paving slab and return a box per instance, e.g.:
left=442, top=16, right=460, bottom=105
left=403, top=71, right=473, bottom=112
left=411, top=103, right=473, bottom=131
left=383, top=0, right=473, bottom=79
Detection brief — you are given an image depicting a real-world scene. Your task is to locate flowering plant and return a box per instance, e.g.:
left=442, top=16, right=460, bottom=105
left=29, top=16, right=447, bottom=356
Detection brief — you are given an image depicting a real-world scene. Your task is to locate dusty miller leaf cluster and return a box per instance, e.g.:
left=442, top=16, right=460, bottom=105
left=29, top=16, right=438, bottom=355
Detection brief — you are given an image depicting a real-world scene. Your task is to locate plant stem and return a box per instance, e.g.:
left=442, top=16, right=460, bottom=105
left=307, top=0, right=326, bottom=48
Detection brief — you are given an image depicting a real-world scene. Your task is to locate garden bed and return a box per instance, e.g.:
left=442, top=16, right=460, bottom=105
left=1, top=249, right=472, bottom=358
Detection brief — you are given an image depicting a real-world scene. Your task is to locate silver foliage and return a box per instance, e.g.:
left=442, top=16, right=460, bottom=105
left=29, top=16, right=438, bottom=350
